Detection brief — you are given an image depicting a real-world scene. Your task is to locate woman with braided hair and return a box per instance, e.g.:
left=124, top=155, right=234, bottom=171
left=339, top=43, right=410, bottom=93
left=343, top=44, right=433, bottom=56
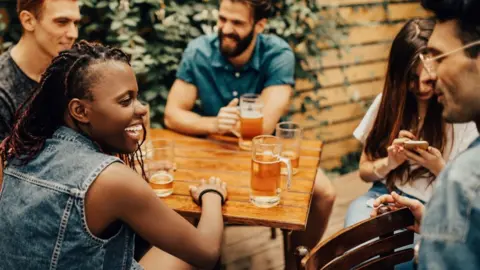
left=0, top=40, right=227, bottom=270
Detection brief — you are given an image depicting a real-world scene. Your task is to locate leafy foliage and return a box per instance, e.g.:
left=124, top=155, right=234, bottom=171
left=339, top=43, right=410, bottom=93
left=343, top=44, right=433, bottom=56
left=0, top=0, right=346, bottom=126
left=0, top=0, right=361, bottom=173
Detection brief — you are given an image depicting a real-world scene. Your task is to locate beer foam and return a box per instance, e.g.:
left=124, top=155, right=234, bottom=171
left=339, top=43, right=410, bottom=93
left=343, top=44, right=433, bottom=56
left=241, top=111, right=263, bottom=119
left=253, top=151, right=280, bottom=164
left=150, top=172, right=173, bottom=183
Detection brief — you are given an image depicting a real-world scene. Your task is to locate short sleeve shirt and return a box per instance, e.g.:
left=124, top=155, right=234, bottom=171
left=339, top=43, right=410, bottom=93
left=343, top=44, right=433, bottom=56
left=176, top=33, right=295, bottom=116
left=0, top=48, right=38, bottom=140
left=353, top=94, right=479, bottom=202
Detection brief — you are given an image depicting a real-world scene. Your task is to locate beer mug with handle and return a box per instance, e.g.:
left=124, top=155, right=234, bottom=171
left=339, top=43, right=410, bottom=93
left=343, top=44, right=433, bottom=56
left=239, top=93, right=264, bottom=151
left=250, top=135, right=292, bottom=208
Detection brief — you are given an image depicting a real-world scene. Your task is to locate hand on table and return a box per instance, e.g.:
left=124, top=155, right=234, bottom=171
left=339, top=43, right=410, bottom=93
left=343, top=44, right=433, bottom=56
left=190, top=177, right=228, bottom=206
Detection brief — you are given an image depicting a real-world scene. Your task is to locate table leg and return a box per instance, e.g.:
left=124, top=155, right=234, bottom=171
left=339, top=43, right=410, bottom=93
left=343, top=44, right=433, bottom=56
left=282, top=229, right=292, bottom=267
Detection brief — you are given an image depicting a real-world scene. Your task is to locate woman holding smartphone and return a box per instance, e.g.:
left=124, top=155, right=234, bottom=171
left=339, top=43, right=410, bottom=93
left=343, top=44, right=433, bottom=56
left=345, top=18, right=478, bottom=227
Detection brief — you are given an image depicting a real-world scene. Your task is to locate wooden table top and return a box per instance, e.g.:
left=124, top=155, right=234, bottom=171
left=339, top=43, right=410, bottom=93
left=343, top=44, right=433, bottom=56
left=150, top=129, right=324, bottom=231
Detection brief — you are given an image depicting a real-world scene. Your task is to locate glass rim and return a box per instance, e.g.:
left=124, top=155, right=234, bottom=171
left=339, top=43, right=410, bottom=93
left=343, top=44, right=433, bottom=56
left=240, top=93, right=261, bottom=102
left=252, top=135, right=281, bottom=146
left=276, top=121, right=302, bottom=132
left=149, top=139, right=175, bottom=148
left=240, top=93, right=260, bottom=98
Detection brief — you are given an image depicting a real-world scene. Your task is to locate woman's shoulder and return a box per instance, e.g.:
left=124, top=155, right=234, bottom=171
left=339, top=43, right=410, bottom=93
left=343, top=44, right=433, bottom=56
left=95, top=163, right=149, bottom=198
left=452, top=121, right=478, bottom=135
left=446, top=121, right=479, bottom=158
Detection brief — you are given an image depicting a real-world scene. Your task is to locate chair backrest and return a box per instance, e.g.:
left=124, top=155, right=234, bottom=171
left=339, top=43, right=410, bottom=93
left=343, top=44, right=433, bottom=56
left=296, top=207, right=415, bottom=270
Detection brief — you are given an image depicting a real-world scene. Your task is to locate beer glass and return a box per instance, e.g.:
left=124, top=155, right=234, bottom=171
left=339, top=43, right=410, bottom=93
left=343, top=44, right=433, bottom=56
left=250, top=135, right=292, bottom=208
left=239, top=94, right=264, bottom=151
left=276, top=122, right=303, bottom=175
left=144, top=139, right=175, bottom=197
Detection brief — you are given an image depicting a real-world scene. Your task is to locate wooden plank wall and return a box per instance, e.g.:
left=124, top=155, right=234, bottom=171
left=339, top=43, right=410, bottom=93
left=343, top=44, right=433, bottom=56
left=293, top=0, right=430, bottom=169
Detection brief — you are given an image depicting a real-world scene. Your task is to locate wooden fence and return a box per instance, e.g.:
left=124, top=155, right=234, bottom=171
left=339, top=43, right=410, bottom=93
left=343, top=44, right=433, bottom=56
left=293, top=0, right=430, bottom=169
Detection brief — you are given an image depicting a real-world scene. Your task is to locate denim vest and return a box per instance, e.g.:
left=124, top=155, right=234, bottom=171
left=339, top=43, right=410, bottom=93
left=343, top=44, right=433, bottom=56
left=418, top=136, right=480, bottom=270
left=0, top=126, right=142, bottom=270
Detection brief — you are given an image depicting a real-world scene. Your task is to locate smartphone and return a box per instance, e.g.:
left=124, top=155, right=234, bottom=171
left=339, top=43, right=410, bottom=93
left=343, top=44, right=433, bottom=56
left=403, top=140, right=429, bottom=150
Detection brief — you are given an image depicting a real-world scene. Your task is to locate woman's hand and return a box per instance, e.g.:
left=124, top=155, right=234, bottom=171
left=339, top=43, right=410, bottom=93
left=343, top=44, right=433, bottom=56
left=384, top=129, right=417, bottom=170
left=404, top=146, right=445, bottom=176
left=386, top=144, right=407, bottom=170
left=370, top=191, right=424, bottom=233
left=398, top=130, right=416, bottom=140
left=190, top=177, right=228, bottom=206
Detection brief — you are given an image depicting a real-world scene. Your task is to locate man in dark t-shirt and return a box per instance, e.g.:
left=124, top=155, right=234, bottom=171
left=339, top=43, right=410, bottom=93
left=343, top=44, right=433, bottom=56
left=0, top=0, right=80, bottom=140
left=0, top=51, right=38, bottom=139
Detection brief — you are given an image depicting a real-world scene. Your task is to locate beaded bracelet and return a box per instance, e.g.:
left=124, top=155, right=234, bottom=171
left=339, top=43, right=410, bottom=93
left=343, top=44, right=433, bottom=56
left=198, top=189, right=225, bottom=206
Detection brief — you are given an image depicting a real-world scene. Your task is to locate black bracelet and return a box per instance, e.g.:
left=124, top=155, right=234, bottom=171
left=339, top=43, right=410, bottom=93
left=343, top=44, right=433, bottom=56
left=198, top=189, right=225, bottom=206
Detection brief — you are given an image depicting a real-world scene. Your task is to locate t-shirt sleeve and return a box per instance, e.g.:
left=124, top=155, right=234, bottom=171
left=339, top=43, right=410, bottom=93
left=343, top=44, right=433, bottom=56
left=175, top=43, right=197, bottom=85
left=353, top=94, right=383, bottom=144
left=264, top=49, right=295, bottom=88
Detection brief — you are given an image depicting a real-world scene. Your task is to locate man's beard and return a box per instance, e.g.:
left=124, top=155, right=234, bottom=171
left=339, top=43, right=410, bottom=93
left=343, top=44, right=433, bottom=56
left=218, top=27, right=255, bottom=58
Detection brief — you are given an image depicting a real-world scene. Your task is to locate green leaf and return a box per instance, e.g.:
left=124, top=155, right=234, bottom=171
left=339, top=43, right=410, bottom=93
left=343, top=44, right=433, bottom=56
left=96, top=1, right=109, bottom=8
left=111, top=21, right=122, bottom=31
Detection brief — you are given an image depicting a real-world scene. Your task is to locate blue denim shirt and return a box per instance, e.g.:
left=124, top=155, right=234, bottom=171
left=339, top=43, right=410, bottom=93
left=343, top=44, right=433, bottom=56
left=0, top=126, right=142, bottom=270
left=176, top=33, right=295, bottom=117
left=418, top=136, right=480, bottom=269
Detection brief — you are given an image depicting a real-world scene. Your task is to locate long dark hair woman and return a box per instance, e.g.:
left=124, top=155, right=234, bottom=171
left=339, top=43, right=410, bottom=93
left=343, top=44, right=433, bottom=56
left=345, top=18, right=478, bottom=227
left=0, top=41, right=227, bottom=269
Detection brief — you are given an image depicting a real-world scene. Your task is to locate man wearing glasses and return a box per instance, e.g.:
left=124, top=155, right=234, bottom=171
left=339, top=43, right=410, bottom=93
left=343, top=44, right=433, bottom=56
left=371, top=0, right=480, bottom=268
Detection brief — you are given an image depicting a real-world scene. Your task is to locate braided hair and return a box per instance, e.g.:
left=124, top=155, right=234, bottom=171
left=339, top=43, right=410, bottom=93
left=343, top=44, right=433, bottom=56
left=1, top=40, right=147, bottom=180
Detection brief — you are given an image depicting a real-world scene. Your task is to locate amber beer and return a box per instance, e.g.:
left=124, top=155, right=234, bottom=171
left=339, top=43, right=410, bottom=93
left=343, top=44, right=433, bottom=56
left=276, top=122, right=303, bottom=176
left=240, top=111, right=263, bottom=150
left=149, top=172, right=174, bottom=197
left=239, top=94, right=264, bottom=151
left=250, top=135, right=292, bottom=208
left=145, top=139, right=175, bottom=197
left=280, top=150, right=299, bottom=175
left=250, top=154, right=282, bottom=207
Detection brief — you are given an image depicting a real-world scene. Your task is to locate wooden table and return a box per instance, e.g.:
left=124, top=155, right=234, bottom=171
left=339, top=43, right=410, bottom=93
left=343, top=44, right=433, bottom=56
left=150, top=129, right=323, bottom=231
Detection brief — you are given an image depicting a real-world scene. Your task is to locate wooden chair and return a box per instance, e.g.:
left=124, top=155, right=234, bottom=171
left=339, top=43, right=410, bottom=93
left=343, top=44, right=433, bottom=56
left=295, top=207, right=415, bottom=270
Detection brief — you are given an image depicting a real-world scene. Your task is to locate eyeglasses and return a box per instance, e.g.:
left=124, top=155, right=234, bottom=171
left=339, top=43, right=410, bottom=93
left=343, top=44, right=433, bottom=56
left=419, top=40, right=480, bottom=77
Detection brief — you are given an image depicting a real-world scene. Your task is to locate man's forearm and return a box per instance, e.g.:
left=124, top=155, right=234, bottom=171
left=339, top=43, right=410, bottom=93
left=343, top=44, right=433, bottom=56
left=262, top=105, right=289, bottom=135
left=164, top=109, right=217, bottom=136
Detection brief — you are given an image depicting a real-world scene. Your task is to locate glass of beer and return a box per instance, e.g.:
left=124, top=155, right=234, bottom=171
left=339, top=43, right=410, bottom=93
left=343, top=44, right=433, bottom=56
left=239, top=94, right=264, bottom=151
left=250, top=135, right=292, bottom=208
left=276, top=122, right=303, bottom=175
left=144, top=139, right=175, bottom=197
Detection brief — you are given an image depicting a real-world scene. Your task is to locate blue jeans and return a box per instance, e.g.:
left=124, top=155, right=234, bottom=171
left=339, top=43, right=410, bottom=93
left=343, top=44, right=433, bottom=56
left=344, top=182, right=424, bottom=270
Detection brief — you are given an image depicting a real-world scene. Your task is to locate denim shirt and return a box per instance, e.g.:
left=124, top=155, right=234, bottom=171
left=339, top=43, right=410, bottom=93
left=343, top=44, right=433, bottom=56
left=418, top=136, right=480, bottom=269
left=0, top=126, right=143, bottom=270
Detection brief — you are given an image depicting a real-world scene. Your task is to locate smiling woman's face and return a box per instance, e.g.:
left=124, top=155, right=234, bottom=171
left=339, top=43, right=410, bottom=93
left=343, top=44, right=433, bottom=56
left=78, top=61, right=147, bottom=154
left=413, top=62, right=435, bottom=102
